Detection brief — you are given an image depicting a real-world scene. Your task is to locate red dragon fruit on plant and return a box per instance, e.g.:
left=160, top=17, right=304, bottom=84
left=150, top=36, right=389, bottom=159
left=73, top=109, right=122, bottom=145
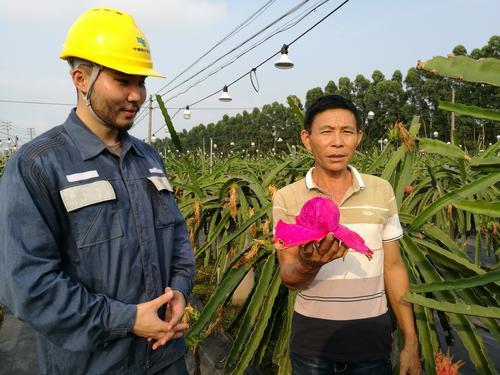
left=274, top=196, right=374, bottom=259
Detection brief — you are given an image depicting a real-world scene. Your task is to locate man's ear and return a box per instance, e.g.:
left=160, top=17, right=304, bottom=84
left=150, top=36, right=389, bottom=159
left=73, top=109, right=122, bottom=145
left=356, top=130, right=363, bottom=147
left=300, top=129, right=312, bottom=151
left=70, top=66, right=89, bottom=95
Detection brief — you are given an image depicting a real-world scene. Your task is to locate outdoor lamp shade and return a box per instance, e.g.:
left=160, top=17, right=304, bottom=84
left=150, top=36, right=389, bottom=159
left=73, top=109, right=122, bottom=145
left=183, top=105, right=191, bottom=120
left=274, top=44, right=294, bottom=69
left=219, top=86, right=233, bottom=102
left=219, top=85, right=232, bottom=102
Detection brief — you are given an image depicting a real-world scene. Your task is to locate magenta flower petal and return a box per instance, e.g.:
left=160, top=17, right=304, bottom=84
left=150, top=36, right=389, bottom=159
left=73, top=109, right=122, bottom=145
left=333, top=224, right=374, bottom=256
left=274, top=220, right=325, bottom=247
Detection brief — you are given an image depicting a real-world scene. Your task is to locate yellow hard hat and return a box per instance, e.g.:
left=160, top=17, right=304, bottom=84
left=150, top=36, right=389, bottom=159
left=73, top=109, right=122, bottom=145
left=60, top=8, right=164, bottom=77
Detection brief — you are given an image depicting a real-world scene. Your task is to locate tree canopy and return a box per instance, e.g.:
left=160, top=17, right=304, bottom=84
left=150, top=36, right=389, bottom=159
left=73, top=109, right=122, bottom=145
left=156, top=36, right=499, bottom=154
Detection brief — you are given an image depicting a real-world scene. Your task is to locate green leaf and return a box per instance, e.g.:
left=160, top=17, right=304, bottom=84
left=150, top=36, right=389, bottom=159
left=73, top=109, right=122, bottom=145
left=411, top=268, right=500, bottom=293
left=418, top=138, right=469, bottom=160
left=381, top=144, right=406, bottom=181
left=156, top=95, right=184, bottom=153
left=407, top=173, right=500, bottom=231
left=186, top=264, right=250, bottom=341
left=469, top=156, right=500, bottom=173
left=225, top=254, right=276, bottom=371
left=232, top=268, right=282, bottom=375
left=401, top=235, right=497, bottom=373
left=408, top=115, right=421, bottom=137
left=195, top=211, right=231, bottom=258
left=418, top=55, right=500, bottom=87
left=364, top=142, right=394, bottom=174
left=404, top=293, right=500, bottom=319
left=438, top=101, right=500, bottom=122
left=413, top=238, right=483, bottom=275
left=452, top=199, right=500, bottom=218
left=262, top=159, right=292, bottom=188
left=287, top=95, right=304, bottom=127
left=217, top=204, right=271, bottom=251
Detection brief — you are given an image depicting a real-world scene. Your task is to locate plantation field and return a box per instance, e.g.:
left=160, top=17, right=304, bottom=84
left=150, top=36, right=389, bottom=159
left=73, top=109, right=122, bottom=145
left=162, top=129, right=499, bottom=374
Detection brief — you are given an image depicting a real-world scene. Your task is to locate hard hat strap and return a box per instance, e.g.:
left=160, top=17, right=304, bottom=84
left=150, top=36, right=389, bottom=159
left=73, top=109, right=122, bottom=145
left=81, top=65, right=112, bottom=127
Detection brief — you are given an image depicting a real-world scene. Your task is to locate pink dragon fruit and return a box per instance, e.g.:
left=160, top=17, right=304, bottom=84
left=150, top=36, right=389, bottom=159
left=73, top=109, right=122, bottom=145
left=274, top=196, right=374, bottom=258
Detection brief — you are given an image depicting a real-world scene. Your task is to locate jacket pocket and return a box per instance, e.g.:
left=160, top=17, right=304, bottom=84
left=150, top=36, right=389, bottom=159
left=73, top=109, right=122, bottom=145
left=60, top=180, right=123, bottom=248
left=147, top=176, right=175, bottom=228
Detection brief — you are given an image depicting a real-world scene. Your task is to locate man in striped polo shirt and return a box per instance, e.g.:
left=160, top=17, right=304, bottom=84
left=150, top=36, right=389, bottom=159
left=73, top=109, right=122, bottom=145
left=273, top=95, right=420, bottom=374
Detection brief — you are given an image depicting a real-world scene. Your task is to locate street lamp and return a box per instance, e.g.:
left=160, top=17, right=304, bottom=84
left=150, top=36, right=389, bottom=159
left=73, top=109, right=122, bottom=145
left=433, top=131, right=439, bottom=139
left=365, top=110, right=374, bottom=126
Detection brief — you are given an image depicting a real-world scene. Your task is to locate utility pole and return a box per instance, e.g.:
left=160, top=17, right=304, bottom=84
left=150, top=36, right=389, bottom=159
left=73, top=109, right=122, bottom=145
left=1, top=121, right=12, bottom=140
left=27, top=128, right=36, bottom=140
left=147, top=95, right=153, bottom=144
left=450, top=87, right=455, bottom=144
left=1, top=121, right=12, bottom=157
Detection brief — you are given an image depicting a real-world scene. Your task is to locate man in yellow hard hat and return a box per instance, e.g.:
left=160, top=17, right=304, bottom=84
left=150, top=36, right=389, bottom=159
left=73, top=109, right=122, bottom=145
left=0, top=8, right=195, bottom=374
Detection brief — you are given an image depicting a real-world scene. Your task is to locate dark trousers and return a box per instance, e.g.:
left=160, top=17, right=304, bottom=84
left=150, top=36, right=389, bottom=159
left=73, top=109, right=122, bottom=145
left=152, top=357, right=189, bottom=375
left=291, top=352, right=391, bottom=375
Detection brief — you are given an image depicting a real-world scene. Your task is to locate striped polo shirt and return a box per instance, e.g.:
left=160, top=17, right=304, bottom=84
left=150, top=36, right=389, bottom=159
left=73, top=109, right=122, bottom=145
left=272, top=166, right=403, bottom=361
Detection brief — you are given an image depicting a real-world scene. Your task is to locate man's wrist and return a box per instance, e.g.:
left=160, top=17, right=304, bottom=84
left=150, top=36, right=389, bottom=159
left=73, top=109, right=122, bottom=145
left=402, top=332, right=419, bottom=349
left=296, top=258, right=320, bottom=275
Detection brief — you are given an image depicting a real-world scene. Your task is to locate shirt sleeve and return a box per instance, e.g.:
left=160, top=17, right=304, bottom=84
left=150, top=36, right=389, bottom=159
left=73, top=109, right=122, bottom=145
left=0, top=153, right=136, bottom=352
left=382, top=182, right=404, bottom=242
left=272, top=189, right=296, bottom=233
left=158, top=157, right=196, bottom=303
left=167, top=192, right=196, bottom=302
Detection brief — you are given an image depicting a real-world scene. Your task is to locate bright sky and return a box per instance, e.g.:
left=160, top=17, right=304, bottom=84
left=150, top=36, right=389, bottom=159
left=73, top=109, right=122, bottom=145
left=0, top=0, right=498, bottom=147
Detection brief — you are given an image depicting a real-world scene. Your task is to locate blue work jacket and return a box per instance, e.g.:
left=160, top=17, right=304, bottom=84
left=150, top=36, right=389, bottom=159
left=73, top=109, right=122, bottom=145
left=0, top=110, right=196, bottom=374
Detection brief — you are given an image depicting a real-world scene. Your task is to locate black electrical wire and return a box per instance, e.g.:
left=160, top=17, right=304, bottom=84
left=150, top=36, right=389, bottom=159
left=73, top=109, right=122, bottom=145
left=155, top=0, right=279, bottom=95
left=187, top=0, right=351, bottom=107
left=156, top=0, right=310, bottom=99
left=163, top=0, right=331, bottom=103
left=0, top=99, right=74, bottom=106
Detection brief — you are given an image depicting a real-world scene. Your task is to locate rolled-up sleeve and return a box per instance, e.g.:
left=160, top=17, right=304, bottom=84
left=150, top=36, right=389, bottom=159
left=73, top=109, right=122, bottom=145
left=0, top=154, right=136, bottom=352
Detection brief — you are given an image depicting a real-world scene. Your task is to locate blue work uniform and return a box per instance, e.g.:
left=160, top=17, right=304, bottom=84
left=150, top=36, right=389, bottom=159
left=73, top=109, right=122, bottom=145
left=0, top=110, right=196, bottom=374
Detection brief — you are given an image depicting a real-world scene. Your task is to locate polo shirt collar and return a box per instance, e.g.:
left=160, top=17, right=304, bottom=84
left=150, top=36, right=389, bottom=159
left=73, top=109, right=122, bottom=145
left=63, top=109, right=145, bottom=160
left=305, top=165, right=366, bottom=192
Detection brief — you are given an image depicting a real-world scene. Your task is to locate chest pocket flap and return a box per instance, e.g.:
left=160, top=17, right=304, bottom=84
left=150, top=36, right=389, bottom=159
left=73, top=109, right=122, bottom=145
left=60, top=180, right=116, bottom=212
left=147, top=176, right=174, bottom=192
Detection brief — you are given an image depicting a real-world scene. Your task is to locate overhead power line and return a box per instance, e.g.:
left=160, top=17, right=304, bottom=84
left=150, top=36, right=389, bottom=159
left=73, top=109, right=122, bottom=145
left=0, top=99, right=74, bottom=106
left=134, top=0, right=311, bottom=123
left=187, top=0, right=351, bottom=108
left=155, top=0, right=279, bottom=95
left=135, top=0, right=332, bottom=124
left=156, top=0, right=310, bottom=99
left=163, top=0, right=332, bottom=104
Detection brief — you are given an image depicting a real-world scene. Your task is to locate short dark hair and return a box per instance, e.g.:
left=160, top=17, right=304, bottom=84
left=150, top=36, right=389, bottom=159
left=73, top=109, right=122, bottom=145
left=304, top=95, right=362, bottom=132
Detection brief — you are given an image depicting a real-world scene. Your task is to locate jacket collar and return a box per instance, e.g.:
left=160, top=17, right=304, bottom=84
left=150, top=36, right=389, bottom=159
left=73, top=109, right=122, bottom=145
left=63, top=109, right=145, bottom=160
